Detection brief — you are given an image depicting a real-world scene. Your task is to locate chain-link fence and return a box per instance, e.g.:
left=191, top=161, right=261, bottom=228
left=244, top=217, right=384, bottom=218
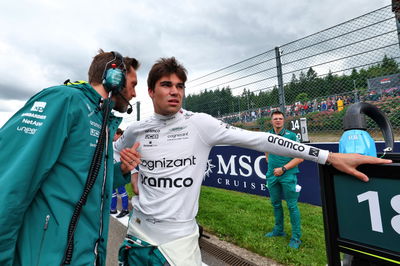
left=185, top=5, right=400, bottom=142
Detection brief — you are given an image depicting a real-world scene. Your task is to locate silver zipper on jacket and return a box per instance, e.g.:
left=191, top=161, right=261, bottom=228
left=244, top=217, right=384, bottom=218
left=93, top=127, right=109, bottom=265
left=36, top=215, right=50, bottom=266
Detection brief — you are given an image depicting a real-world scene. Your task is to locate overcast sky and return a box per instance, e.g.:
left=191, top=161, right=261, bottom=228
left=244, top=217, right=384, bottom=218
left=0, top=0, right=390, bottom=128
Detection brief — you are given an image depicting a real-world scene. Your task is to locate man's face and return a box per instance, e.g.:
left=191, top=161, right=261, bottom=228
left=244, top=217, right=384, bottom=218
left=271, top=114, right=285, bottom=130
left=113, top=66, right=137, bottom=113
left=113, top=133, right=122, bottom=141
left=149, top=73, right=185, bottom=116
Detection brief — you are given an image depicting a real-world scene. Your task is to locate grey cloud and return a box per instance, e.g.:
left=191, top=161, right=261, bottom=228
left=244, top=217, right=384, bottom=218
left=0, top=83, right=39, bottom=101
left=0, top=106, right=12, bottom=112
left=0, top=0, right=390, bottom=103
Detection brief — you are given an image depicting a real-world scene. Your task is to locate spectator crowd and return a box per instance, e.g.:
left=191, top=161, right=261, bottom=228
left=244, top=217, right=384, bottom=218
left=219, top=87, right=400, bottom=124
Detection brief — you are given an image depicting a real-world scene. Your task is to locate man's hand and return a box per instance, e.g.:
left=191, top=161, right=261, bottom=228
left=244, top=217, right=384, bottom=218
left=120, top=142, right=141, bottom=174
left=131, top=172, right=139, bottom=195
left=327, top=153, right=392, bottom=182
left=273, top=167, right=284, bottom=176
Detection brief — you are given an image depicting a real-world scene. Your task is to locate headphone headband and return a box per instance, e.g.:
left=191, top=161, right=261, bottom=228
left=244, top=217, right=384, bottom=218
left=111, top=51, right=125, bottom=69
left=344, top=102, right=394, bottom=152
left=102, top=51, right=126, bottom=94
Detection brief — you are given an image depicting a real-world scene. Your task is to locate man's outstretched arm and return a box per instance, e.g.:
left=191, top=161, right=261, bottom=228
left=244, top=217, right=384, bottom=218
left=192, top=113, right=393, bottom=182
left=326, top=153, right=391, bottom=182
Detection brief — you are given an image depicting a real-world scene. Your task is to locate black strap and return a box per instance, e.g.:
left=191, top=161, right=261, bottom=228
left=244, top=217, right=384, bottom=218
left=61, top=98, right=111, bottom=265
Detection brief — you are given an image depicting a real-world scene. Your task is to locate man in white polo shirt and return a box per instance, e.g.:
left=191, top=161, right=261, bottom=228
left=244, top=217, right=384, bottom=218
left=114, top=57, right=391, bottom=266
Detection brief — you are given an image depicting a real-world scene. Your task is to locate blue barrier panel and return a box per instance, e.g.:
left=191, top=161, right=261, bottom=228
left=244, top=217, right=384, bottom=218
left=202, top=142, right=400, bottom=206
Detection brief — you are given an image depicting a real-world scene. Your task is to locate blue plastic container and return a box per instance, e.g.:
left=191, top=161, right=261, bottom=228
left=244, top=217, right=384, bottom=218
left=339, top=102, right=393, bottom=157
left=339, top=129, right=377, bottom=157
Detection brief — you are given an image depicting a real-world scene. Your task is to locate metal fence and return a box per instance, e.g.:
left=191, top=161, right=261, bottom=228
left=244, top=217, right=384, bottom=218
left=185, top=5, right=400, bottom=142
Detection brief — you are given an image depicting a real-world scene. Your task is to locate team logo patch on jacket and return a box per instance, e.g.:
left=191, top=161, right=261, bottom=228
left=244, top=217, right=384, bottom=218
left=31, top=101, right=47, bottom=113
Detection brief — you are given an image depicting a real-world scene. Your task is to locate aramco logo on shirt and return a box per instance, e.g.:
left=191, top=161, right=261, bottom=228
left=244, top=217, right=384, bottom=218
left=141, top=173, right=193, bottom=188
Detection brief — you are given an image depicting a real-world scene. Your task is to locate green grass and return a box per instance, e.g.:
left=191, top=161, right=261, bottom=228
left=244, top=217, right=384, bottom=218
left=197, top=186, right=327, bottom=266
left=125, top=183, right=134, bottom=198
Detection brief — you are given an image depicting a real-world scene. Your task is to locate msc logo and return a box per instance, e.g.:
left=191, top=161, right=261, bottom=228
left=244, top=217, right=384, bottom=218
left=215, top=155, right=266, bottom=179
left=202, top=155, right=266, bottom=180
left=31, top=101, right=47, bottom=113
left=204, top=159, right=216, bottom=180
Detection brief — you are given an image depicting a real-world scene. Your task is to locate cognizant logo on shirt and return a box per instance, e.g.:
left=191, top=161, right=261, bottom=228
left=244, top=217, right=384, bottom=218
left=140, top=156, right=197, bottom=188
left=141, top=156, right=196, bottom=170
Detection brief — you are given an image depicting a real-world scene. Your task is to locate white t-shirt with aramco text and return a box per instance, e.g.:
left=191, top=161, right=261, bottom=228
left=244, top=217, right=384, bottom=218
left=114, top=109, right=328, bottom=224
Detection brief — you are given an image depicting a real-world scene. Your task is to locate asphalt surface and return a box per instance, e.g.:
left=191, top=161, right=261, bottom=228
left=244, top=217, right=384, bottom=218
left=106, top=199, right=282, bottom=266
left=106, top=213, right=223, bottom=266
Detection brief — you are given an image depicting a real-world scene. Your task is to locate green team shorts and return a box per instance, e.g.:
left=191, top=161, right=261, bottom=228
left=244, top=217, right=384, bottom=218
left=118, top=235, right=170, bottom=266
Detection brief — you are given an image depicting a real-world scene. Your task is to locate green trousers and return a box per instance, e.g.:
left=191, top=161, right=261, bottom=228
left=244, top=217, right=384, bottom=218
left=266, top=173, right=301, bottom=239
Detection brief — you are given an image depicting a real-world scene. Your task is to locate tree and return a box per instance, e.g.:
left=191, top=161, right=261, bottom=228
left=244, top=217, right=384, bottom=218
left=185, top=55, right=399, bottom=118
left=306, top=67, right=318, bottom=81
left=299, top=71, right=306, bottom=82
left=381, top=55, right=399, bottom=75
left=295, top=92, right=309, bottom=103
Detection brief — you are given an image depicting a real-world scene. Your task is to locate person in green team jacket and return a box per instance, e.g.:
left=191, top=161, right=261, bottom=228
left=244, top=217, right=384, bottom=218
left=265, top=110, right=304, bottom=249
left=0, top=50, right=141, bottom=266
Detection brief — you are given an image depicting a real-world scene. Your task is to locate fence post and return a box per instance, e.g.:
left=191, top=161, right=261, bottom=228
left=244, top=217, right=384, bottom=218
left=182, top=94, right=186, bottom=110
left=275, top=47, right=286, bottom=113
left=136, top=101, right=140, bottom=121
left=393, top=0, right=400, bottom=49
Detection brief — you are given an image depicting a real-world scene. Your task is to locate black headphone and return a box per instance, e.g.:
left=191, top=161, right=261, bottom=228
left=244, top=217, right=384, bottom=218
left=343, top=102, right=394, bottom=152
left=102, top=51, right=126, bottom=94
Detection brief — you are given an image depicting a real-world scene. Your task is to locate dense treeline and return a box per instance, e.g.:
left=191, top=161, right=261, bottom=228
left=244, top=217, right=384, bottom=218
left=185, top=56, right=399, bottom=117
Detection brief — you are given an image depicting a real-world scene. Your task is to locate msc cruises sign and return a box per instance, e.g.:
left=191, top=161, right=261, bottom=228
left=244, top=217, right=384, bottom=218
left=203, top=145, right=269, bottom=196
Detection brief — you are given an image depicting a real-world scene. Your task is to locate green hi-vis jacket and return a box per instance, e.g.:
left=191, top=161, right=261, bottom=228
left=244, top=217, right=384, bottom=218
left=266, top=128, right=300, bottom=177
left=0, top=82, right=130, bottom=266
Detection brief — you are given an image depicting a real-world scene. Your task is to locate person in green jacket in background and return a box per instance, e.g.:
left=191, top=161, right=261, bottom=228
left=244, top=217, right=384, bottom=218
left=0, top=49, right=141, bottom=265
left=265, top=110, right=304, bottom=249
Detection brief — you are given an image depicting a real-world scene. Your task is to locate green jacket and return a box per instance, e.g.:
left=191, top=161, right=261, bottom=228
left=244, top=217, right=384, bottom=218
left=266, top=128, right=300, bottom=177
left=0, top=82, right=130, bottom=265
